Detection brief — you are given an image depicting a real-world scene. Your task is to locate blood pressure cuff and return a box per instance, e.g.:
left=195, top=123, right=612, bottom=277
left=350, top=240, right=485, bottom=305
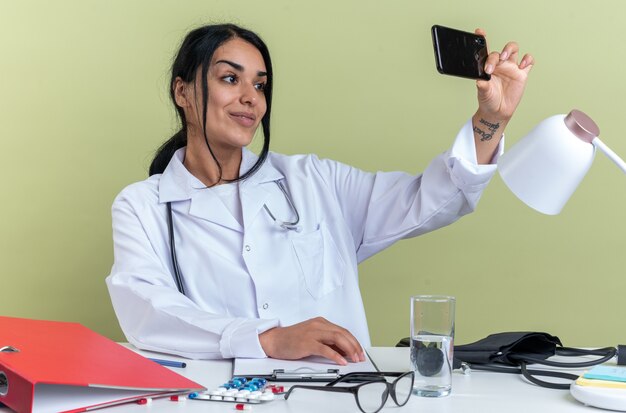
left=398, top=331, right=619, bottom=390
left=396, top=331, right=562, bottom=369
left=451, top=331, right=562, bottom=369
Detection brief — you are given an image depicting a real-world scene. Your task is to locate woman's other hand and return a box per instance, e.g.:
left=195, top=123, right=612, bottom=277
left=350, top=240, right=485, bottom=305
left=259, top=317, right=366, bottom=365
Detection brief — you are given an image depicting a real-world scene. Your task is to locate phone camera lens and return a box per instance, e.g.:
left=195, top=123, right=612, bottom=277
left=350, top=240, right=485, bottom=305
left=476, top=37, right=485, bottom=46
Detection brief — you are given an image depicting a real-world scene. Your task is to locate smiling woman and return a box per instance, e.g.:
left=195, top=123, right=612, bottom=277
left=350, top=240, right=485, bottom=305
left=105, top=22, right=534, bottom=365
left=148, top=24, right=274, bottom=183
left=175, top=38, right=269, bottom=185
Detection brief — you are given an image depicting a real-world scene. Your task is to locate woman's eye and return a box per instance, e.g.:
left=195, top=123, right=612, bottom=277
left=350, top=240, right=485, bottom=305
left=255, top=83, right=266, bottom=91
left=223, top=75, right=237, bottom=84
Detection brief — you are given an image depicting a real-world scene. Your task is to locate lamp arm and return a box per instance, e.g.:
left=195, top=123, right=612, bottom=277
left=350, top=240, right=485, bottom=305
left=592, top=137, right=626, bottom=175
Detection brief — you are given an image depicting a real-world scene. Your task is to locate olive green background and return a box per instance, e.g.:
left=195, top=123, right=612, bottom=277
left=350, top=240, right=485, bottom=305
left=1, top=0, right=624, bottom=348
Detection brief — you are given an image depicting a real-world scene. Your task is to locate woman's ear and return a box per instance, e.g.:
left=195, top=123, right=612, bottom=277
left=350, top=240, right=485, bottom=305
left=173, top=77, right=190, bottom=108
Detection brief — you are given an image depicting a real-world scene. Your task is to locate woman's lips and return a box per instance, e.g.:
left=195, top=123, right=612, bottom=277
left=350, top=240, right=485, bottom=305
left=229, top=112, right=256, bottom=127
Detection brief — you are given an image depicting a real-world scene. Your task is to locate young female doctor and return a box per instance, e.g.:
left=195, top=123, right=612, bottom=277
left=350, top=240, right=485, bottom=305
left=106, top=24, right=533, bottom=365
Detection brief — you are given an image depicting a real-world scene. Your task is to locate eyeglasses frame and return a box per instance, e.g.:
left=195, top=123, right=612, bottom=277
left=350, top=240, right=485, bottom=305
left=283, top=371, right=415, bottom=413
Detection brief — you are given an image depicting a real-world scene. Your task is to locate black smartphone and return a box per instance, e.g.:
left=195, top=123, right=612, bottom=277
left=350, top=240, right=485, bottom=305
left=431, top=25, right=490, bottom=81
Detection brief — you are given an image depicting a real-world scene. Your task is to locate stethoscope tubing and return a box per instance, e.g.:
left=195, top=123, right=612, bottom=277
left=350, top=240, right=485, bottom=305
left=166, top=179, right=300, bottom=295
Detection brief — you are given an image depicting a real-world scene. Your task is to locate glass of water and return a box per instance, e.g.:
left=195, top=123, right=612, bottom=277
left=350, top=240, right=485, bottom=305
left=410, top=295, right=455, bottom=397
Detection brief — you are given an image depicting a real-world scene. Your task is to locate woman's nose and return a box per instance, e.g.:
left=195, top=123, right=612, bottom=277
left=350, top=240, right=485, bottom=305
left=240, top=83, right=258, bottom=106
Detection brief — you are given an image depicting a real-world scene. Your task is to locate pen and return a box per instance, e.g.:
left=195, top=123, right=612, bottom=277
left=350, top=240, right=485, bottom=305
left=148, top=358, right=187, bottom=368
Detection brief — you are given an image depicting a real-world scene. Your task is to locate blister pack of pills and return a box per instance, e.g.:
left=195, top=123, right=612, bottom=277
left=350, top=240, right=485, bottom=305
left=189, top=377, right=284, bottom=404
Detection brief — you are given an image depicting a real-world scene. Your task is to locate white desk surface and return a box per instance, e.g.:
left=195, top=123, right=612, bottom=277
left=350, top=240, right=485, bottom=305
left=0, top=346, right=607, bottom=413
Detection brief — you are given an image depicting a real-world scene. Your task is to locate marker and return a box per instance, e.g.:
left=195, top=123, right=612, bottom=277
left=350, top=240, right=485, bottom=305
left=148, top=358, right=187, bottom=368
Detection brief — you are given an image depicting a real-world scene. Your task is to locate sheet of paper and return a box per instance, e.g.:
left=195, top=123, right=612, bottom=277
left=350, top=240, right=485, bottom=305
left=234, top=353, right=377, bottom=377
left=32, top=384, right=171, bottom=413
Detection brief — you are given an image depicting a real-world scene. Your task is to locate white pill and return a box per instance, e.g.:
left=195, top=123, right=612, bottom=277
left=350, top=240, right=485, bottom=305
left=224, top=396, right=235, bottom=402
left=211, top=395, right=223, bottom=401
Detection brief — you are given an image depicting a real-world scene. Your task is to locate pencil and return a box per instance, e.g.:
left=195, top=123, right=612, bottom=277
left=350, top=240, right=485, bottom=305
left=148, top=358, right=187, bottom=368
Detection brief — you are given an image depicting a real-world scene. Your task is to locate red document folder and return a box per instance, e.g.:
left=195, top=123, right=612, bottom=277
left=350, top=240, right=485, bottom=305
left=0, top=316, right=205, bottom=413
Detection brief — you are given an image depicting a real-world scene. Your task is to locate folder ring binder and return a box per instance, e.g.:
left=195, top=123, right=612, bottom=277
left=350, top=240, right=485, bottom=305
left=0, top=371, right=8, bottom=396
left=1, top=345, right=17, bottom=396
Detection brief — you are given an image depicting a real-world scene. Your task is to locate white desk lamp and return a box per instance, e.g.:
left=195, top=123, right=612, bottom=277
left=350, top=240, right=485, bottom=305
left=498, top=109, right=626, bottom=215
left=499, top=110, right=626, bottom=410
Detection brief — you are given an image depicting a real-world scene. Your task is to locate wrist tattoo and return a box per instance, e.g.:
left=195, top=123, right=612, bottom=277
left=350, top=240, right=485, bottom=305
left=473, top=118, right=501, bottom=141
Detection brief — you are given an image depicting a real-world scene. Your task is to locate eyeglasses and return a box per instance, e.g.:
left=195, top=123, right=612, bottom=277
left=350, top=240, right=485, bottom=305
left=284, top=371, right=414, bottom=413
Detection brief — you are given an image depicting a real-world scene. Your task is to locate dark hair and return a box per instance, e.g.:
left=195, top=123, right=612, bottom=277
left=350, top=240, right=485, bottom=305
left=148, top=23, right=273, bottom=180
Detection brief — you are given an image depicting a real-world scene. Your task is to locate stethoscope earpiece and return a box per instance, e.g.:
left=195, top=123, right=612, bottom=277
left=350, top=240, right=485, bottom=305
left=280, top=223, right=302, bottom=232
left=263, top=180, right=301, bottom=232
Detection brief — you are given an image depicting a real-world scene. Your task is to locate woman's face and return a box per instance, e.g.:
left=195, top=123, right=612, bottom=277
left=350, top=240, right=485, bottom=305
left=190, top=38, right=268, bottom=153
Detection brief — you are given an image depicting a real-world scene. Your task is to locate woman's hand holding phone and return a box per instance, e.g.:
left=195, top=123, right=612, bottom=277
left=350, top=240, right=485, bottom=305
left=472, top=27, right=534, bottom=163
left=431, top=25, right=534, bottom=121
left=474, top=28, right=534, bottom=123
left=432, top=25, right=534, bottom=163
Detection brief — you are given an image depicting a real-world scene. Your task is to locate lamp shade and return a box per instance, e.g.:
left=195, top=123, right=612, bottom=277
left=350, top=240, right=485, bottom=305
left=498, top=110, right=600, bottom=215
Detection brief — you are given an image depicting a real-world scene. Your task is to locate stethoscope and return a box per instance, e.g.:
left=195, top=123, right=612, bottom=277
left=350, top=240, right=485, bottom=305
left=166, top=180, right=301, bottom=295
left=262, top=181, right=301, bottom=231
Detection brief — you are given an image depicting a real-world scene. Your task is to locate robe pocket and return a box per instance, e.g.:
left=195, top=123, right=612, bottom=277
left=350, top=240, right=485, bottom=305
left=291, top=223, right=346, bottom=300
